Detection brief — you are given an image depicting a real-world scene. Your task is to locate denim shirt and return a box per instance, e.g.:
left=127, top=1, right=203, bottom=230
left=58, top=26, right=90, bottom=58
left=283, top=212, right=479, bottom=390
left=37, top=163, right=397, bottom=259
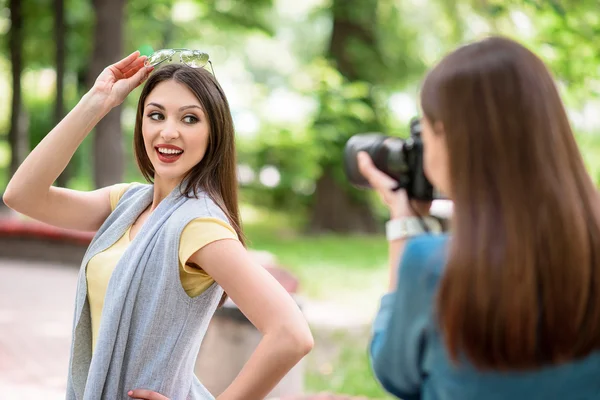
left=369, top=234, right=600, bottom=400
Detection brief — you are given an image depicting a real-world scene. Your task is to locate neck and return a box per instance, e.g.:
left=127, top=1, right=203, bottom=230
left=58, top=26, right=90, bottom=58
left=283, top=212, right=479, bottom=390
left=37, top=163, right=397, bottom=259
left=151, top=176, right=184, bottom=211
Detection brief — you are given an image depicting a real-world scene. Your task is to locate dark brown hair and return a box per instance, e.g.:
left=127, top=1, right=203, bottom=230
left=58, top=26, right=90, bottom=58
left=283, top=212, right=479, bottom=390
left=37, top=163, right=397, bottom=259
left=421, top=36, right=600, bottom=370
left=133, top=64, right=245, bottom=248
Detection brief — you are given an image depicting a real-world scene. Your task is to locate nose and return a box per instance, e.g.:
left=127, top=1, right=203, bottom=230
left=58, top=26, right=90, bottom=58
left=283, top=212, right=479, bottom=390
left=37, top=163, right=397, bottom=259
left=160, top=121, right=179, bottom=141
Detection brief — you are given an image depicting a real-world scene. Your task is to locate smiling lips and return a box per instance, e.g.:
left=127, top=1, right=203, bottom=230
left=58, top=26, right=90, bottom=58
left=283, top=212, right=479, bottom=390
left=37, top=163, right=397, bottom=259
left=155, top=144, right=184, bottom=163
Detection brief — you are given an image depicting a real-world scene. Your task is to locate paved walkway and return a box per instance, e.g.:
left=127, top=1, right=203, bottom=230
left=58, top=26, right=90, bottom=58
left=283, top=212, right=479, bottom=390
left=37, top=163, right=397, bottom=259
left=0, top=260, right=78, bottom=400
left=0, top=259, right=376, bottom=400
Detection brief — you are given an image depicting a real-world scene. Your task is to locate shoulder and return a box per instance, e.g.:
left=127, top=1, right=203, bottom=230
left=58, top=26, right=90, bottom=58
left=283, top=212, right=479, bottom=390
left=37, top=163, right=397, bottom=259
left=109, top=183, right=151, bottom=211
left=109, top=183, right=140, bottom=211
left=400, top=234, right=450, bottom=289
left=182, top=217, right=238, bottom=240
left=179, top=217, right=239, bottom=265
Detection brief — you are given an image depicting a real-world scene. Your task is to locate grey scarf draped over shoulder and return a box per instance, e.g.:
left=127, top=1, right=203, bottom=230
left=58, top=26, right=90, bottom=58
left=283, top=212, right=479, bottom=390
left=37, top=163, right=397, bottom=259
left=66, top=183, right=227, bottom=400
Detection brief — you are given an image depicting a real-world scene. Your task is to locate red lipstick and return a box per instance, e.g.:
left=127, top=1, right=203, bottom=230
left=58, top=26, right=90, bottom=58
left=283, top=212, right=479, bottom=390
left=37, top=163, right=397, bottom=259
left=155, top=144, right=184, bottom=164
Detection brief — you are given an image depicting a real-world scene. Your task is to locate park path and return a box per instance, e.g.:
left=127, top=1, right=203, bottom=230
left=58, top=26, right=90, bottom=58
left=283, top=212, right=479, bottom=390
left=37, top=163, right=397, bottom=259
left=0, top=259, right=375, bottom=400
left=0, top=260, right=77, bottom=400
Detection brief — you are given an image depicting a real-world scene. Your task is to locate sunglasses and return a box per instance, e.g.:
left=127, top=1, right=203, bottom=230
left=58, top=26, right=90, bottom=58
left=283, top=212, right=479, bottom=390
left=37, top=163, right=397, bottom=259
left=145, top=48, right=215, bottom=75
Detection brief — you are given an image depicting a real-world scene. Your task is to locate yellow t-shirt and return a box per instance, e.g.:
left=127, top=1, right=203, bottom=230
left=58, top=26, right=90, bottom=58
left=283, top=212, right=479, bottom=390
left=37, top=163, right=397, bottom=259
left=86, top=183, right=238, bottom=351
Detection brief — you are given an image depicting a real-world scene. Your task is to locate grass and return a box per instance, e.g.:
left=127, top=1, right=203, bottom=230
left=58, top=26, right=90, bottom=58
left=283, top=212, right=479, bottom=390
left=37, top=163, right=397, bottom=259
left=241, top=204, right=389, bottom=303
left=305, top=327, right=395, bottom=399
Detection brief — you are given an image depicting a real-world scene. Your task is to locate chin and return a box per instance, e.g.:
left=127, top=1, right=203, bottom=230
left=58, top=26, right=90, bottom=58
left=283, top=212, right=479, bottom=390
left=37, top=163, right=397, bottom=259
left=151, top=164, right=188, bottom=182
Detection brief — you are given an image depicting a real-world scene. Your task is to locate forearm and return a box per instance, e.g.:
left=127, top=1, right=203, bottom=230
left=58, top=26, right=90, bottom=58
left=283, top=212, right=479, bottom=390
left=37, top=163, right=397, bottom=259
left=217, top=327, right=312, bottom=400
left=5, top=90, right=110, bottom=201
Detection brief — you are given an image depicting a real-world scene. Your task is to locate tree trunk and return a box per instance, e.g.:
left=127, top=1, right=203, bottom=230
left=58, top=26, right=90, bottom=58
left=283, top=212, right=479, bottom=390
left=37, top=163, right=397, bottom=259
left=7, top=0, right=27, bottom=179
left=308, top=0, right=381, bottom=234
left=309, top=166, right=379, bottom=233
left=55, top=0, right=69, bottom=187
left=89, top=0, right=126, bottom=188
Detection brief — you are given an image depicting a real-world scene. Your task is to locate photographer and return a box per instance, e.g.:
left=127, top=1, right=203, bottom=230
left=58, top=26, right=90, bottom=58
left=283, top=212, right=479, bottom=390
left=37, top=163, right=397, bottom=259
left=357, top=36, right=600, bottom=399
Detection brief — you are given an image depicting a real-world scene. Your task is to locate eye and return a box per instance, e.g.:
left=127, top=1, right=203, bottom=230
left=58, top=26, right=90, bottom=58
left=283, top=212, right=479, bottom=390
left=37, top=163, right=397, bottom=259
left=183, top=115, right=199, bottom=124
left=147, top=112, right=164, bottom=121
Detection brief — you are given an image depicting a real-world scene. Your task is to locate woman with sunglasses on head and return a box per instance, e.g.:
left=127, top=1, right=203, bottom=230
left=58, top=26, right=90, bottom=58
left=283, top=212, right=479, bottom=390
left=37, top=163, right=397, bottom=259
left=359, top=36, right=600, bottom=400
left=3, top=50, right=314, bottom=400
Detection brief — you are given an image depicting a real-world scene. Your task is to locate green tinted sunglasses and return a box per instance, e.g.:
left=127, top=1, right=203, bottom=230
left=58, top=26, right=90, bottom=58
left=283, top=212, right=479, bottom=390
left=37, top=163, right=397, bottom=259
left=145, top=48, right=215, bottom=75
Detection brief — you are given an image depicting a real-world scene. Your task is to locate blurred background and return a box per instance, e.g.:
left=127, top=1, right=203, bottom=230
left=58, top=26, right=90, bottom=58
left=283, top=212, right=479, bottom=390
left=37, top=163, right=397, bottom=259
left=0, top=0, right=599, bottom=399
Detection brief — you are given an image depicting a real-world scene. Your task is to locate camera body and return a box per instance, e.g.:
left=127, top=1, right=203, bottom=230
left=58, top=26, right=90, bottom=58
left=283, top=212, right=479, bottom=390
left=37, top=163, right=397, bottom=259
left=343, top=118, right=436, bottom=201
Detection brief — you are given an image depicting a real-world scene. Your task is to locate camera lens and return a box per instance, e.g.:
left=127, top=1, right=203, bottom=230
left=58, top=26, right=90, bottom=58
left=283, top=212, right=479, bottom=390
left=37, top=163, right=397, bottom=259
left=343, top=133, right=389, bottom=189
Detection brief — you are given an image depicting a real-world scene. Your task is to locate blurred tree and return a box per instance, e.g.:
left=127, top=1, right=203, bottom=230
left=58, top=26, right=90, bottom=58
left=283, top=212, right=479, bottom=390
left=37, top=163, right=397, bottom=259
left=7, top=0, right=27, bottom=179
left=513, top=0, right=599, bottom=102
left=307, top=0, right=423, bottom=233
left=308, top=0, right=382, bottom=233
left=55, top=0, right=68, bottom=187
left=5, top=0, right=93, bottom=188
left=440, top=0, right=600, bottom=103
left=89, top=0, right=125, bottom=188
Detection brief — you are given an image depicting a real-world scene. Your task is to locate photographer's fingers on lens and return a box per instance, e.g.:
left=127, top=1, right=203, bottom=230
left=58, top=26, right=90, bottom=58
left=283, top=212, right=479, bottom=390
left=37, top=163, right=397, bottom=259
left=358, top=151, right=414, bottom=218
left=357, top=152, right=397, bottom=190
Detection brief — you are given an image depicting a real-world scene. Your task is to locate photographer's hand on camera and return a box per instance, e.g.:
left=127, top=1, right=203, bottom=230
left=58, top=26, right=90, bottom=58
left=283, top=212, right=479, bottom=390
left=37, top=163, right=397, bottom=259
left=357, top=152, right=431, bottom=219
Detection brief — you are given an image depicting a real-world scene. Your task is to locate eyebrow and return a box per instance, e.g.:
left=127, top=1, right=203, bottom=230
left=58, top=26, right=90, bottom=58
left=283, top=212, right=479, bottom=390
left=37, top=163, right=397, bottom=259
left=147, top=102, right=203, bottom=112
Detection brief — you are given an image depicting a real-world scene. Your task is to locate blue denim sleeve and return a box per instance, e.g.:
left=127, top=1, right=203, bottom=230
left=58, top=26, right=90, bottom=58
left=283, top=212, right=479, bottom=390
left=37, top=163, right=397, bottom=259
left=369, top=236, right=446, bottom=400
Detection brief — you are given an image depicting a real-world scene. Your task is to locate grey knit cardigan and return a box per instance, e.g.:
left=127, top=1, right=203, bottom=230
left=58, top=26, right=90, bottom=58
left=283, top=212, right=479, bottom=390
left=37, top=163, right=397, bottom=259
left=66, top=183, right=227, bottom=400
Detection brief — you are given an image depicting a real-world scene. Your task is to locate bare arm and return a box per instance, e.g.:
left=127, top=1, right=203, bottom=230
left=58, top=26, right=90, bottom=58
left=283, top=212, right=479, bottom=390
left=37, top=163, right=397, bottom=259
left=191, top=239, right=314, bottom=400
left=356, top=152, right=432, bottom=289
left=3, top=51, right=152, bottom=231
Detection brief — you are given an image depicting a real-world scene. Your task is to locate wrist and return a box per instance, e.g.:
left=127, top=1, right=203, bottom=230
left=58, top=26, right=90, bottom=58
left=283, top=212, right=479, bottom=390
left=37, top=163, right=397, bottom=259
left=386, top=216, right=442, bottom=241
left=82, top=89, right=115, bottom=116
left=390, top=209, right=415, bottom=219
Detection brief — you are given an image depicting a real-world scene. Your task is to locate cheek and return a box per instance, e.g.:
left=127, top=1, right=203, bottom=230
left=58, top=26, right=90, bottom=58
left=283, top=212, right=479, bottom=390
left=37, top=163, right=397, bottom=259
left=141, top=123, right=159, bottom=149
left=423, top=146, right=436, bottom=178
left=423, top=140, right=444, bottom=184
left=193, top=129, right=210, bottom=152
left=186, top=128, right=210, bottom=162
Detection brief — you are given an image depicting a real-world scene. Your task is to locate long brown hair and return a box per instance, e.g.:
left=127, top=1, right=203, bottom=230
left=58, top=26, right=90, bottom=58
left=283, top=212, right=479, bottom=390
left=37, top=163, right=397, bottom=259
left=133, top=64, right=245, bottom=248
left=421, top=36, right=600, bottom=370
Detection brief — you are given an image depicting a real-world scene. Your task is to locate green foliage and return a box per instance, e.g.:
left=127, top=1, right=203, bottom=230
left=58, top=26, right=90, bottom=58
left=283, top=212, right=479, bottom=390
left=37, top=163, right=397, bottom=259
left=126, top=0, right=275, bottom=57
left=306, top=60, right=388, bottom=210
left=2, top=0, right=600, bottom=208
left=24, top=94, right=53, bottom=150
left=525, top=1, right=600, bottom=102
left=310, top=60, right=382, bottom=164
left=202, top=0, right=275, bottom=35
left=6, top=0, right=92, bottom=76
left=239, top=127, right=320, bottom=213
left=21, top=0, right=54, bottom=70
left=576, top=132, right=600, bottom=187
left=65, top=0, right=94, bottom=79
left=22, top=79, right=90, bottom=188
left=445, top=0, right=600, bottom=104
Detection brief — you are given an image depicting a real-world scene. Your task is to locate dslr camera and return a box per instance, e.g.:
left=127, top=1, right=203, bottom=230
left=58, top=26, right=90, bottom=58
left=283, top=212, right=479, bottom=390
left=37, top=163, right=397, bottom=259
left=343, top=117, right=436, bottom=201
